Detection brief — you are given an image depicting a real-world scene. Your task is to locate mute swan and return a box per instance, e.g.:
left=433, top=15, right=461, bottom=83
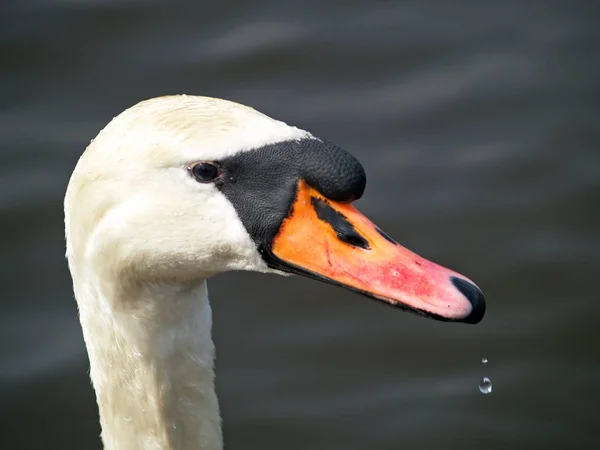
left=64, top=95, right=485, bottom=450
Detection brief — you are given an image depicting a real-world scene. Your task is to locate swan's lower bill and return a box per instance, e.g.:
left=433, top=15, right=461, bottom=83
left=268, top=180, right=485, bottom=323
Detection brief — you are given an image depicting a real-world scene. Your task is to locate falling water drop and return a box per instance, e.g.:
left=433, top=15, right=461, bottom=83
left=479, top=377, right=492, bottom=394
left=481, top=357, right=488, bottom=364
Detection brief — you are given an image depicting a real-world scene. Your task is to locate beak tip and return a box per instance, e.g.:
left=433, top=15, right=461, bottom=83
left=450, top=276, right=486, bottom=324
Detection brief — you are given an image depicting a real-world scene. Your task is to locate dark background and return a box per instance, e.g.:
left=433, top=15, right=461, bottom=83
left=1, top=1, right=598, bottom=449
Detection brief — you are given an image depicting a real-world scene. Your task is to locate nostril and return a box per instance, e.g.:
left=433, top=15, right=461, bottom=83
left=338, top=229, right=370, bottom=249
left=311, top=196, right=370, bottom=250
left=450, top=276, right=486, bottom=324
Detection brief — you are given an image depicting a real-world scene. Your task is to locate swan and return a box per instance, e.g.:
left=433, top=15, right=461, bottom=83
left=64, top=95, right=485, bottom=450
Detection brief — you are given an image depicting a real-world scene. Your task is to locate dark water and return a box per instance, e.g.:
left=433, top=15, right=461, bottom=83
left=1, top=1, right=599, bottom=449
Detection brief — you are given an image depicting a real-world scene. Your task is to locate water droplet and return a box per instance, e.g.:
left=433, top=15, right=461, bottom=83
left=479, top=377, right=492, bottom=394
left=481, top=357, right=488, bottom=364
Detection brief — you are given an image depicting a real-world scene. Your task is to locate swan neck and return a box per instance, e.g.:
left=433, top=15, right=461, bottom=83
left=77, top=279, right=222, bottom=450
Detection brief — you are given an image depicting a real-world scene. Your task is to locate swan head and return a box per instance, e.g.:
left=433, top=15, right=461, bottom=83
left=65, top=95, right=485, bottom=323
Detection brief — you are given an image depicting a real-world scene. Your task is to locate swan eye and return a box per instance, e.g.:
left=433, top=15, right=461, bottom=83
left=190, top=162, right=220, bottom=183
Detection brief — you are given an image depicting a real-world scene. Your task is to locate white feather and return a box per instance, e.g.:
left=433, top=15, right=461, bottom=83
left=65, top=96, right=312, bottom=450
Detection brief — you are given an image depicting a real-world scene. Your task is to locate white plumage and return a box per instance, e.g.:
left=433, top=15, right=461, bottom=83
left=65, top=96, right=311, bottom=450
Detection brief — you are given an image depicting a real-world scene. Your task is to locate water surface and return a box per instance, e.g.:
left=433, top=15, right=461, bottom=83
left=1, top=1, right=598, bottom=449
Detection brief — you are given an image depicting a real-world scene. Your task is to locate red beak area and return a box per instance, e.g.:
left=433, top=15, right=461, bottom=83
left=270, top=181, right=485, bottom=323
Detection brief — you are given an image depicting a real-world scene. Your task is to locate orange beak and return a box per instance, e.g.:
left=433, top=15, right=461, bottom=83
left=270, top=180, right=485, bottom=323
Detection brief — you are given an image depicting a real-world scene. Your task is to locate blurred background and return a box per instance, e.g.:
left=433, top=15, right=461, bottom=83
left=1, top=1, right=598, bottom=449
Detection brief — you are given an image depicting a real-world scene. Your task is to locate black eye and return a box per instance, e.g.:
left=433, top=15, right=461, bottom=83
left=190, top=162, right=220, bottom=183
